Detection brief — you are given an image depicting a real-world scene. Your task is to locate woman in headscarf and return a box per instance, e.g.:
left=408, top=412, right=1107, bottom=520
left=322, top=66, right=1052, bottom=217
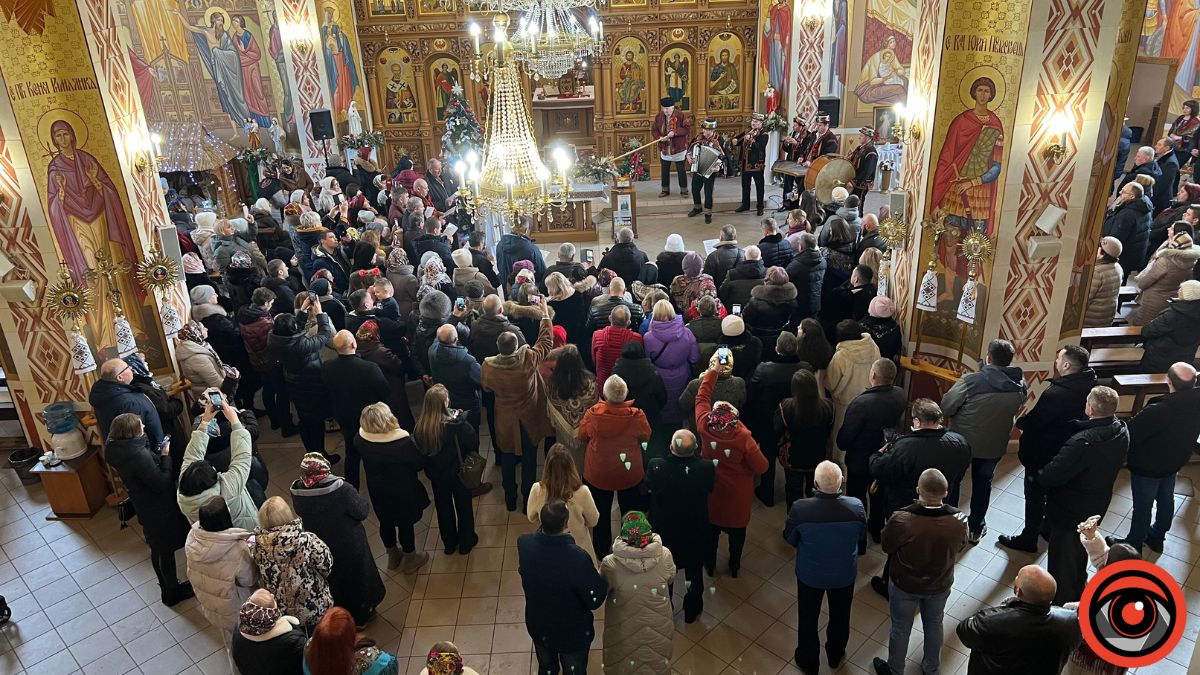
left=175, top=320, right=236, bottom=401
left=599, top=511, right=676, bottom=674
left=656, top=234, right=688, bottom=285
left=421, top=641, right=481, bottom=675
left=231, top=589, right=308, bottom=675
left=417, top=252, right=456, bottom=301
left=669, top=251, right=715, bottom=311
left=386, top=247, right=420, bottom=317
left=355, top=320, right=416, bottom=429
left=315, top=176, right=342, bottom=215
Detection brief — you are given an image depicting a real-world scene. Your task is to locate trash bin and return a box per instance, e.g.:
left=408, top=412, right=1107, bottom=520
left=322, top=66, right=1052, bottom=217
left=7, top=448, right=40, bottom=485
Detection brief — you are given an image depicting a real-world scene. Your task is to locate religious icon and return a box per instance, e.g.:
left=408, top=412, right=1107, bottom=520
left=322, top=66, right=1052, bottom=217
left=873, top=107, right=897, bottom=143
left=613, top=38, right=647, bottom=115
left=855, top=33, right=910, bottom=105
left=370, top=0, right=406, bottom=16
left=174, top=7, right=272, bottom=128
left=322, top=2, right=360, bottom=121
left=418, top=0, right=456, bottom=15
left=930, top=69, right=1005, bottom=304
left=431, top=58, right=462, bottom=122
left=380, top=48, right=419, bottom=125
left=708, top=34, right=742, bottom=111
left=759, top=0, right=792, bottom=94
left=662, top=48, right=691, bottom=111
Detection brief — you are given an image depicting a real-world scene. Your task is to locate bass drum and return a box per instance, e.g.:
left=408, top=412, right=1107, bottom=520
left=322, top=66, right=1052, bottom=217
left=806, top=156, right=856, bottom=203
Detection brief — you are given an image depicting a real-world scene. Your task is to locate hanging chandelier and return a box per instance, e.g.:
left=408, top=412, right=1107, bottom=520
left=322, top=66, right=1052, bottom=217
left=457, top=16, right=574, bottom=224
left=508, top=3, right=603, bottom=80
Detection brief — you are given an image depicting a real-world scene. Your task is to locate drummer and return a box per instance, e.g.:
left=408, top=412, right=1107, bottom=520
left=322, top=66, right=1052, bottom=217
left=653, top=96, right=692, bottom=198
left=687, top=118, right=725, bottom=225
left=779, top=115, right=811, bottom=207
left=801, top=113, right=840, bottom=190
left=846, top=126, right=879, bottom=216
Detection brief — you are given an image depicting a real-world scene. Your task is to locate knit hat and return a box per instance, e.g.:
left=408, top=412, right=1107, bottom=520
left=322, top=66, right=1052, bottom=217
left=466, top=280, right=486, bottom=299
left=309, top=278, right=331, bottom=297
left=230, top=251, right=253, bottom=269
left=239, top=599, right=282, bottom=637
left=299, top=452, right=331, bottom=487
left=868, top=296, right=895, bottom=319
left=721, top=314, right=744, bottom=336
left=512, top=259, right=535, bottom=277
left=451, top=247, right=473, bottom=269
left=194, top=211, right=217, bottom=231
left=708, top=401, right=740, bottom=431
left=420, top=289, right=451, bottom=320
left=189, top=285, right=217, bottom=305
left=665, top=234, right=685, bottom=253
left=682, top=251, right=703, bottom=277
left=229, top=217, right=250, bottom=235
left=1100, top=236, right=1123, bottom=259
left=765, top=266, right=788, bottom=285
left=1180, top=279, right=1200, bottom=301
left=182, top=252, right=205, bottom=274
left=552, top=325, right=567, bottom=348
left=355, top=319, right=380, bottom=343
left=831, top=186, right=849, bottom=202
left=620, top=511, right=653, bottom=549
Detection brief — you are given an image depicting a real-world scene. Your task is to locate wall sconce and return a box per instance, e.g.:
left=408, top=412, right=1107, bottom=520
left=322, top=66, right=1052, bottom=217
left=1044, top=110, right=1071, bottom=164
left=133, top=132, right=162, bottom=176
left=892, top=102, right=922, bottom=144
left=280, top=21, right=316, bottom=44
left=800, top=0, right=828, bottom=31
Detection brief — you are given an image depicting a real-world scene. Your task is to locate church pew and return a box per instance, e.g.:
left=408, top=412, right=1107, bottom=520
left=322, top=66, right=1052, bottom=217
left=1088, top=347, right=1144, bottom=378
left=1112, top=373, right=1169, bottom=415
left=1080, top=325, right=1142, bottom=349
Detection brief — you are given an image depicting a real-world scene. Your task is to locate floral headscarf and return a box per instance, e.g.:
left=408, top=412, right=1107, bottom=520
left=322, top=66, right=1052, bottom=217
left=417, top=257, right=451, bottom=299
left=299, top=452, right=332, bottom=487
left=239, top=599, right=282, bottom=636
left=708, top=401, right=740, bottom=432
left=620, top=511, right=653, bottom=549
left=426, top=649, right=464, bottom=675
left=387, top=247, right=410, bottom=272
left=177, top=321, right=206, bottom=345
left=355, top=319, right=380, bottom=343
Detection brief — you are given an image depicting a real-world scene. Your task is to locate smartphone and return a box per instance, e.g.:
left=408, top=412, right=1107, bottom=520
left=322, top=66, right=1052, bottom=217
left=160, top=434, right=172, bottom=448
left=208, top=391, right=224, bottom=411
left=454, top=297, right=466, bottom=311
left=731, top=304, right=742, bottom=315
left=716, top=347, right=732, bottom=366
left=530, top=295, right=543, bottom=305
left=242, top=204, right=250, bottom=218
left=308, top=291, right=319, bottom=303
left=583, top=248, right=594, bottom=263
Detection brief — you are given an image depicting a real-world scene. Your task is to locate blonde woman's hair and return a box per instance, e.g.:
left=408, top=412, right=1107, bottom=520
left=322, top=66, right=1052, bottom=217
left=258, top=496, right=297, bottom=529
left=545, top=271, right=569, bottom=297
left=652, top=299, right=676, bottom=322
left=642, top=289, right=669, bottom=313
left=858, top=247, right=882, bottom=278
left=359, top=402, right=399, bottom=435
left=413, top=385, right=450, bottom=457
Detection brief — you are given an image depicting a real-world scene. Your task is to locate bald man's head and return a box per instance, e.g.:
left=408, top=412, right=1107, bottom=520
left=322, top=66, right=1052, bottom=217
left=331, top=330, right=356, bottom=355
left=1015, top=565, right=1057, bottom=605
left=483, top=295, right=503, bottom=317
left=497, top=331, right=518, bottom=356
left=1167, top=362, right=1197, bottom=392
left=100, top=358, right=131, bottom=383
left=813, top=461, right=843, bottom=494
left=437, top=324, right=457, bottom=345
left=670, top=429, right=697, bottom=456
left=917, top=468, right=948, bottom=505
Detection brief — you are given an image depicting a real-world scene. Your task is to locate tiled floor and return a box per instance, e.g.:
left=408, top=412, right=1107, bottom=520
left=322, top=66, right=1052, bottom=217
left=2, top=417, right=1199, bottom=674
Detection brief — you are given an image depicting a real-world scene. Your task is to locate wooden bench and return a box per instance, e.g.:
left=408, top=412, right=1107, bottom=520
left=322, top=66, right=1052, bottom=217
left=1080, top=325, right=1142, bottom=348
left=1112, top=373, right=1169, bottom=414
left=1118, top=285, right=1138, bottom=304
left=1089, top=347, right=1144, bottom=378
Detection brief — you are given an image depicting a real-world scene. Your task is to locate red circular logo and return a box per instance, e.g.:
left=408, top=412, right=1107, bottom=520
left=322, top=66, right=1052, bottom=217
left=1078, top=559, right=1187, bottom=668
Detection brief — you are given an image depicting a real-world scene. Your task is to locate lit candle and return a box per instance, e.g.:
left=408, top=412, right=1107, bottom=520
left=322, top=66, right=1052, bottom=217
left=454, top=160, right=466, bottom=187
left=469, top=22, right=481, bottom=55
left=150, top=132, right=162, bottom=159
left=536, top=165, right=549, bottom=196
left=503, top=170, right=515, bottom=203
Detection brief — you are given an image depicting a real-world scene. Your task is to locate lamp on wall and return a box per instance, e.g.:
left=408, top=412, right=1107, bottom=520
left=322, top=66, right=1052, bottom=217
left=132, top=131, right=163, bottom=176
left=892, top=100, right=922, bottom=145
left=800, top=0, right=828, bottom=31
left=1044, top=110, right=1072, bottom=164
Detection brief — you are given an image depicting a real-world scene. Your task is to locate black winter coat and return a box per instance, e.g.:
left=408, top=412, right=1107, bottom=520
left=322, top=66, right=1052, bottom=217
left=471, top=248, right=503, bottom=289
left=357, top=431, right=430, bottom=526
left=1126, top=387, right=1200, bottom=477
left=1014, top=369, right=1095, bottom=470
left=1038, top=416, right=1128, bottom=527
left=1154, top=152, right=1180, bottom=215
left=686, top=317, right=723, bottom=376
left=262, top=277, right=296, bottom=318
left=837, top=384, right=908, bottom=467
left=747, top=357, right=809, bottom=438
left=548, top=293, right=589, bottom=354
left=104, top=436, right=190, bottom=551
left=599, top=242, right=650, bottom=286
left=428, top=340, right=482, bottom=413
left=412, top=234, right=455, bottom=272
left=655, top=251, right=686, bottom=287
left=956, top=600, right=1081, bottom=675
left=1139, top=297, right=1200, bottom=372
left=861, top=316, right=903, bottom=361
left=90, top=379, right=165, bottom=451
left=586, top=295, right=645, bottom=331
left=757, top=234, right=793, bottom=269
left=414, top=415, right=474, bottom=483
left=786, top=249, right=825, bottom=318
left=717, top=332, right=763, bottom=380
left=870, top=428, right=971, bottom=516
left=269, top=314, right=334, bottom=396
left=467, top=314, right=525, bottom=363
left=231, top=622, right=307, bottom=675
left=612, top=356, right=668, bottom=425
left=290, top=477, right=386, bottom=623
left=320, top=354, right=390, bottom=426
left=743, top=282, right=797, bottom=343
left=1101, top=196, right=1152, bottom=275
left=517, top=531, right=608, bottom=652
left=645, top=453, right=715, bottom=566
left=194, top=304, right=251, bottom=372
left=703, top=243, right=743, bottom=287
left=775, top=398, right=834, bottom=472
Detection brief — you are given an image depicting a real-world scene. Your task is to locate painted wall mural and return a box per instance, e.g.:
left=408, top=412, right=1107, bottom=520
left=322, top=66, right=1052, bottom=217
left=709, top=32, right=743, bottom=112
left=320, top=0, right=368, bottom=126
left=915, top=0, right=1031, bottom=356
left=850, top=0, right=915, bottom=117
left=379, top=46, right=419, bottom=126
left=757, top=0, right=791, bottom=109
left=1140, top=0, right=1200, bottom=97
left=614, top=37, right=648, bottom=116
left=662, top=46, right=692, bottom=111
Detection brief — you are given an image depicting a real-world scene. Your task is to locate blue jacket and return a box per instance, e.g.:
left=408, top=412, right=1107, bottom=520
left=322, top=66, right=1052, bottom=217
left=428, top=339, right=482, bottom=412
left=784, top=491, right=866, bottom=589
left=518, top=530, right=608, bottom=652
left=496, top=234, right=545, bottom=287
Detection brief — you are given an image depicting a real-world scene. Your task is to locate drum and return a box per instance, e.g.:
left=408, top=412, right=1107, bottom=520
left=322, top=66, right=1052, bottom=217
left=772, top=161, right=806, bottom=179
left=807, top=156, right=856, bottom=203
left=691, top=144, right=722, bottom=178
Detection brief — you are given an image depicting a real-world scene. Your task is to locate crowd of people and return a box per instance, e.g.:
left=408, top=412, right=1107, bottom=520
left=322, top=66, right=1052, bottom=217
left=81, top=155, right=1200, bottom=675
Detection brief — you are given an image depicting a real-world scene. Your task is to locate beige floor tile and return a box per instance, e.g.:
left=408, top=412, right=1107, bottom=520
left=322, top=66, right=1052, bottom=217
left=462, top=570, right=502, bottom=597
left=490, top=622, right=533, bottom=653
left=452, top=623, right=496, bottom=655
left=458, top=596, right=499, bottom=625
left=700, top=623, right=755, bottom=663
left=424, top=572, right=466, bottom=599
left=417, top=598, right=462, bottom=626
left=495, top=595, right=526, bottom=623
left=727, top=643, right=787, bottom=675
left=673, top=644, right=729, bottom=674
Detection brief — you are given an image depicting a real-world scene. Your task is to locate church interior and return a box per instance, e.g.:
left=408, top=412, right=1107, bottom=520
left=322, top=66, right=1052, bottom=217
left=0, top=0, right=1199, bottom=673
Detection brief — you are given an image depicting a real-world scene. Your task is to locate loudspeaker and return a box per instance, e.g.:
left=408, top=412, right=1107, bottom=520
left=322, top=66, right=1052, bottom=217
left=309, top=109, right=335, bottom=141
left=156, top=223, right=184, bottom=275
left=817, top=97, right=841, bottom=127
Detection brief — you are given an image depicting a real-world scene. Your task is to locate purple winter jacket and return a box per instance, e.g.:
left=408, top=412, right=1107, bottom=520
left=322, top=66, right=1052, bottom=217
left=643, top=316, right=699, bottom=424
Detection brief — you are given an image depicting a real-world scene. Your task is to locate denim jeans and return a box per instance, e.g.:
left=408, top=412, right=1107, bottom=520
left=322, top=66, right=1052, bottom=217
left=887, top=581, right=949, bottom=675
left=533, top=643, right=589, bottom=674
left=967, top=457, right=1000, bottom=533
left=1126, top=473, right=1177, bottom=549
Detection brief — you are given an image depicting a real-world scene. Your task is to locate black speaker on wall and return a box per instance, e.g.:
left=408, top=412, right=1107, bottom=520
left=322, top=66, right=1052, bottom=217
left=309, top=109, right=335, bottom=141
left=817, top=97, right=841, bottom=127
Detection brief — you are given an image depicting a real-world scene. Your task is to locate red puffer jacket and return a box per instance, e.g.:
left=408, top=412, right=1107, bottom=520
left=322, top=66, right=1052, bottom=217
left=590, top=327, right=643, bottom=388
left=695, top=369, right=768, bottom=528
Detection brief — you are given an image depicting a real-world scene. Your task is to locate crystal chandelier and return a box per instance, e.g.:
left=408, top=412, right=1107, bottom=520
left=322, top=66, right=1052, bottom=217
left=509, top=3, right=603, bottom=80
left=457, top=17, right=573, bottom=224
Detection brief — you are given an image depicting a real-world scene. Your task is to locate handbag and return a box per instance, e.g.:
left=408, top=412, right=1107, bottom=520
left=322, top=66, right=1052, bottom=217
left=451, top=428, right=487, bottom=490
left=117, top=498, right=137, bottom=529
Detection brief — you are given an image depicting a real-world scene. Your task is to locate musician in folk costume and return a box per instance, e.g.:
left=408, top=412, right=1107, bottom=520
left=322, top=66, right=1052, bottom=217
left=653, top=96, right=692, bottom=198
left=779, top=115, right=811, bottom=206
left=847, top=127, right=879, bottom=216
left=801, top=113, right=839, bottom=190
left=687, top=118, right=725, bottom=224
left=734, top=113, right=770, bottom=216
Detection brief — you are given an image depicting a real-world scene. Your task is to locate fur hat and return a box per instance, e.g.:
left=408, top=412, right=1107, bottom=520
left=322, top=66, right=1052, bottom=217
left=701, top=118, right=718, bottom=130
left=1180, top=280, right=1200, bottom=301
left=765, top=266, right=788, bottom=285
left=721, top=314, right=744, bottom=336
left=1100, top=236, right=1123, bottom=259
left=813, top=113, right=831, bottom=124
left=451, top=247, right=473, bottom=269
left=868, top=296, right=895, bottom=319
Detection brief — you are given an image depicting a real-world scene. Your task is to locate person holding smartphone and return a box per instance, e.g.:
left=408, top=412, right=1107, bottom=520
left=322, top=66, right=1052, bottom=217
left=178, top=394, right=261, bottom=532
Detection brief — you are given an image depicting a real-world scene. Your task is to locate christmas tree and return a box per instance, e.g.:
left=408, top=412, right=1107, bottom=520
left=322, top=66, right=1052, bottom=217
left=440, top=84, right=484, bottom=167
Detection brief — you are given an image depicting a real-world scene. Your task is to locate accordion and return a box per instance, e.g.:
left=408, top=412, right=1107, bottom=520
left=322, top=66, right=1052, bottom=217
left=691, top=143, right=722, bottom=178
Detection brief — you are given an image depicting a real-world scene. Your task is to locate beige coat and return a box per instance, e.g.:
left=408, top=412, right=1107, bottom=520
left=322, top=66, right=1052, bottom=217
left=600, top=536, right=676, bottom=674
left=481, top=317, right=555, bottom=453
left=452, top=266, right=497, bottom=298
left=823, top=333, right=881, bottom=454
left=184, top=522, right=256, bottom=632
left=527, top=482, right=601, bottom=567
left=175, top=339, right=225, bottom=399
left=1083, top=260, right=1123, bottom=328
left=1128, top=244, right=1200, bottom=325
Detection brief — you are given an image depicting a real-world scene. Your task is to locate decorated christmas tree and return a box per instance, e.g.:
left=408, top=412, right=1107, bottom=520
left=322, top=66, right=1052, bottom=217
left=440, top=84, right=484, bottom=167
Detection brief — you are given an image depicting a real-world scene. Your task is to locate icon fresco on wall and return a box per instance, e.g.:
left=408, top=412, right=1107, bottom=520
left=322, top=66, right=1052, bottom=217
left=613, top=37, right=647, bottom=115
left=662, top=47, right=691, bottom=111
left=708, top=32, right=741, bottom=111
left=418, top=0, right=456, bottom=15
left=369, top=0, right=406, bottom=17
left=321, top=1, right=360, bottom=122
left=430, top=57, right=462, bottom=122
left=380, top=47, right=419, bottom=126
left=757, top=0, right=791, bottom=104
left=176, top=6, right=273, bottom=128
